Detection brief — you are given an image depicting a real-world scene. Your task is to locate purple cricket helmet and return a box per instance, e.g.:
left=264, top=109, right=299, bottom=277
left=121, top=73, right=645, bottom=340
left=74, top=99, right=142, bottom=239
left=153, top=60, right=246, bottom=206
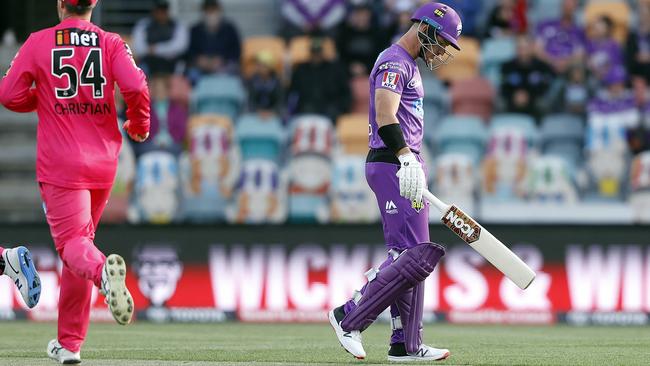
left=411, top=2, right=463, bottom=70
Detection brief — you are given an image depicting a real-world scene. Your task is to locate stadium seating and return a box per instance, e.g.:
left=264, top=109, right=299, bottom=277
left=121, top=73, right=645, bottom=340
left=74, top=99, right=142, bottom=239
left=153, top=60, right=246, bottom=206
left=584, top=1, right=630, bottom=44
left=241, top=36, right=287, bottom=79
left=287, top=115, right=333, bottom=222
left=180, top=115, right=241, bottom=223
left=540, top=114, right=584, bottom=169
left=450, top=77, right=495, bottom=122
left=288, top=36, right=337, bottom=67
left=421, top=75, right=450, bottom=146
left=350, top=74, right=371, bottom=114
left=527, top=155, right=578, bottom=203
left=482, top=127, right=530, bottom=202
left=629, top=151, right=650, bottom=222
left=103, top=133, right=136, bottom=223
left=336, top=113, right=369, bottom=155
left=527, top=0, right=563, bottom=27
left=191, top=74, right=246, bottom=120
left=436, top=37, right=480, bottom=83
left=490, top=113, right=539, bottom=147
left=432, top=153, right=477, bottom=217
left=327, top=154, right=379, bottom=223
left=132, top=150, right=180, bottom=224
left=480, top=37, right=516, bottom=87
left=226, top=159, right=287, bottom=224
left=236, top=113, right=286, bottom=163
left=434, top=115, right=488, bottom=164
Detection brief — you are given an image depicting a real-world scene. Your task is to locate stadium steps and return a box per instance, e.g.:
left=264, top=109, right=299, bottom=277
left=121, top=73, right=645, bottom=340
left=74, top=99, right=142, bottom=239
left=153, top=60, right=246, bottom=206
left=0, top=108, right=41, bottom=222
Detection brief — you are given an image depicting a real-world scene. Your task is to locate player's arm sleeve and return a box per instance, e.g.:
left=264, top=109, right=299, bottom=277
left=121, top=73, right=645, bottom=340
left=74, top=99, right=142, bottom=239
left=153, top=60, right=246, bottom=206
left=374, top=61, right=407, bottom=95
left=152, top=22, right=189, bottom=59
left=0, top=36, right=37, bottom=112
left=112, top=37, right=150, bottom=136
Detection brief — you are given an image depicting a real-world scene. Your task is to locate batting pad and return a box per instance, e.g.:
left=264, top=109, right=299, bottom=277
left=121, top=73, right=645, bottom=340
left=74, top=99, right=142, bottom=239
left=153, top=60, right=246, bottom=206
left=340, top=243, right=444, bottom=332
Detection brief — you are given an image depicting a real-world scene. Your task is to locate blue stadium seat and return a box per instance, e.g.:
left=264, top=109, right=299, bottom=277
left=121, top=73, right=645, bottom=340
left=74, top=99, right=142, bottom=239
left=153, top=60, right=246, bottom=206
left=133, top=150, right=180, bottom=224
left=288, top=194, right=327, bottom=223
left=422, top=76, right=450, bottom=147
left=191, top=75, right=246, bottom=120
left=481, top=37, right=516, bottom=87
left=434, top=115, right=487, bottom=164
left=540, top=114, right=584, bottom=169
left=236, top=113, right=286, bottom=163
left=490, top=113, right=538, bottom=147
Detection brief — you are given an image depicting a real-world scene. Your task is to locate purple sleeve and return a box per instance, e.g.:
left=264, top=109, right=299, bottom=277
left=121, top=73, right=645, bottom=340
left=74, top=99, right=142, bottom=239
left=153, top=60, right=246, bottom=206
left=373, top=61, right=408, bottom=95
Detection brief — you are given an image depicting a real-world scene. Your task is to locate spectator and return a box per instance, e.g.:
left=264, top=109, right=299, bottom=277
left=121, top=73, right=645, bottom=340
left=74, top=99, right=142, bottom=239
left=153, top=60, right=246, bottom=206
left=386, top=0, right=417, bottom=44
left=556, top=63, right=591, bottom=115
left=485, top=0, right=527, bottom=38
left=534, top=0, right=585, bottom=75
left=246, top=51, right=284, bottom=116
left=586, top=15, right=624, bottom=83
left=500, top=35, right=555, bottom=118
left=336, top=4, right=384, bottom=74
left=187, top=0, right=242, bottom=81
left=133, top=73, right=188, bottom=156
left=626, top=2, right=650, bottom=105
left=288, top=38, right=350, bottom=121
left=280, top=0, right=346, bottom=39
left=132, top=0, right=189, bottom=75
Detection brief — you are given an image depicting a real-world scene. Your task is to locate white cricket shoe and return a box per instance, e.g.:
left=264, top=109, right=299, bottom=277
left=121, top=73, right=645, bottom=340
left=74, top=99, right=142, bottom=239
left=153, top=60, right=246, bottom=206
left=47, top=339, right=81, bottom=364
left=328, top=306, right=366, bottom=360
left=100, top=254, right=134, bottom=325
left=388, top=343, right=450, bottom=362
left=2, top=246, right=41, bottom=308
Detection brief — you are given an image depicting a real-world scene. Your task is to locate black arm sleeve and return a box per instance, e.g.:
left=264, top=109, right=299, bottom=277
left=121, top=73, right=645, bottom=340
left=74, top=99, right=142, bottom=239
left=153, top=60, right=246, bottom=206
left=378, top=123, right=407, bottom=155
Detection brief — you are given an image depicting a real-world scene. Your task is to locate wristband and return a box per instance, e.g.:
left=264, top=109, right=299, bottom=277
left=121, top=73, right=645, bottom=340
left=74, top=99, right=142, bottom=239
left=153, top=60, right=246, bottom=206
left=378, top=123, right=407, bottom=155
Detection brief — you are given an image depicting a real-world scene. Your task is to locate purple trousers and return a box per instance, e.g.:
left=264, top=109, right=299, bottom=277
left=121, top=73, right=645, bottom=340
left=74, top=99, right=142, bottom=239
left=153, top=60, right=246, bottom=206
left=344, top=160, right=430, bottom=345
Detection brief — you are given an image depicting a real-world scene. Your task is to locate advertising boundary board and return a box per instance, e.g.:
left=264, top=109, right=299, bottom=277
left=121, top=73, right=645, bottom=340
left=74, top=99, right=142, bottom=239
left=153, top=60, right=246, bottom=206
left=1, top=224, right=649, bottom=326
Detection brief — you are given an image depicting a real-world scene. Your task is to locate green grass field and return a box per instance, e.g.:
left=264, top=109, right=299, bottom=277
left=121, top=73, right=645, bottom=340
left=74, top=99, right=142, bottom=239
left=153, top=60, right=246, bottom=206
left=0, top=322, right=648, bottom=365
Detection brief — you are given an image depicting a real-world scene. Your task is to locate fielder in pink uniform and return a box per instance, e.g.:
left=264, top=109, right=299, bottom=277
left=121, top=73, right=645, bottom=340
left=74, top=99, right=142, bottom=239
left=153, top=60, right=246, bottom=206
left=0, top=0, right=150, bottom=363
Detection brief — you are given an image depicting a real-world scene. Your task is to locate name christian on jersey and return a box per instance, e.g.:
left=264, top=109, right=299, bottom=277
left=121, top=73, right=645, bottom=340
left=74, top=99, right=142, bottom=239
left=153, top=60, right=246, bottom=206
left=53, top=28, right=111, bottom=115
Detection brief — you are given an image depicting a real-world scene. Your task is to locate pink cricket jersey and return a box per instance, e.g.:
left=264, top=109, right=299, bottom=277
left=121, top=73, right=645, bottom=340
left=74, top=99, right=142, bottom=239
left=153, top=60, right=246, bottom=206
left=0, top=18, right=150, bottom=189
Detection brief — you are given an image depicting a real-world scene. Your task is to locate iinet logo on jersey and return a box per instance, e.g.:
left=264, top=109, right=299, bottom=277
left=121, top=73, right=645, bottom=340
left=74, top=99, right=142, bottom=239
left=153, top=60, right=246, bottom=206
left=56, top=28, right=99, bottom=47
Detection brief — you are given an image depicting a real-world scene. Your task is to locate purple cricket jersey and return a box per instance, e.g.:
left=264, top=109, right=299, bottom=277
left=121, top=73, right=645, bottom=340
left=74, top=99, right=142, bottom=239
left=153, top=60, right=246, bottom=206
left=368, top=44, right=425, bottom=153
left=535, top=20, right=585, bottom=60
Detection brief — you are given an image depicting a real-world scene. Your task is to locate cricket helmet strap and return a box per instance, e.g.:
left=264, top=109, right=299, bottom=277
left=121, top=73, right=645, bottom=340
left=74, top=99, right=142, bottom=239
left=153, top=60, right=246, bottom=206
left=411, top=2, right=462, bottom=71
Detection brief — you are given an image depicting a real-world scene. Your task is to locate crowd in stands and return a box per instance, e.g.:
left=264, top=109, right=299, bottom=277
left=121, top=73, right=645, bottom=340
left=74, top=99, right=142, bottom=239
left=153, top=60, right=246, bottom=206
left=105, top=0, right=650, bottom=224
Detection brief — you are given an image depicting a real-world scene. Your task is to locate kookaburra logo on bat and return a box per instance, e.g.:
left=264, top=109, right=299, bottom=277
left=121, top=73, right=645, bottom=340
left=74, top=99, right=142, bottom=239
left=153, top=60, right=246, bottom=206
left=441, top=205, right=481, bottom=243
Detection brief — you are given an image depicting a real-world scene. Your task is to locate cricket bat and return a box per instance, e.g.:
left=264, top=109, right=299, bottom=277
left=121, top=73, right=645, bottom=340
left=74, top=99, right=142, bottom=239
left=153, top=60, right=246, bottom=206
left=423, top=190, right=536, bottom=290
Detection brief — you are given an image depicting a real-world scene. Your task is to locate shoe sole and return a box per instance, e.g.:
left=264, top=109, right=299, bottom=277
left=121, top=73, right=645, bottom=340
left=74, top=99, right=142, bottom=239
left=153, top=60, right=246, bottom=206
left=328, top=310, right=365, bottom=360
left=104, top=254, right=134, bottom=325
left=15, top=246, right=41, bottom=308
left=387, top=350, right=450, bottom=362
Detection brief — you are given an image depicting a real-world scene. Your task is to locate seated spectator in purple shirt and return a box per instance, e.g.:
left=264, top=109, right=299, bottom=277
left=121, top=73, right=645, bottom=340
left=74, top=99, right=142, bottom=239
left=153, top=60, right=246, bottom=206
left=336, top=4, right=385, bottom=75
left=626, top=2, right=650, bottom=105
left=586, top=15, right=624, bottom=83
left=187, top=0, right=241, bottom=81
left=534, top=0, right=585, bottom=75
left=133, top=73, right=188, bottom=157
left=280, top=0, right=346, bottom=38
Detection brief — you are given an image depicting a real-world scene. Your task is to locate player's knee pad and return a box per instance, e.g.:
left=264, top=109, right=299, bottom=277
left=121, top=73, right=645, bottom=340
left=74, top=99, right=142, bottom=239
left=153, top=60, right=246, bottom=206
left=340, top=242, right=444, bottom=332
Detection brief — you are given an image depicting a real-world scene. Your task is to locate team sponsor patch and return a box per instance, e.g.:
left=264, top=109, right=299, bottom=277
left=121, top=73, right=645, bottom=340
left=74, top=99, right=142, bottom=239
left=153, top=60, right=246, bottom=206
left=378, top=61, right=402, bottom=71
left=381, top=72, right=400, bottom=89
left=441, top=205, right=481, bottom=243
left=56, top=28, right=99, bottom=47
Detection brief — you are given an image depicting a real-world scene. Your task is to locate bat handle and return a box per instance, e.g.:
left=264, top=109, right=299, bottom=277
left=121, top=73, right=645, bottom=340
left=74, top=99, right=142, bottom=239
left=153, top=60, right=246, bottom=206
left=423, top=190, right=450, bottom=214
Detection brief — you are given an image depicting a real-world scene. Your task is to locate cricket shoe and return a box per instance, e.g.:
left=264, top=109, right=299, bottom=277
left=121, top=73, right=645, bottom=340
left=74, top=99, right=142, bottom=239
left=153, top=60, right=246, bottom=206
left=387, top=343, right=450, bottom=362
left=328, top=305, right=366, bottom=359
left=2, top=246, right=41, bottom=308
left=47, top=339, right=81, bottom=364
left=100, top=254, right=134, bottom=325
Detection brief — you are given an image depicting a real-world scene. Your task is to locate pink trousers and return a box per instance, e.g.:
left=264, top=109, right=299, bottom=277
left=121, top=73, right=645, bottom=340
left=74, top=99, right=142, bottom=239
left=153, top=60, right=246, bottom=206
left=39, top=183, right=110, bottom=353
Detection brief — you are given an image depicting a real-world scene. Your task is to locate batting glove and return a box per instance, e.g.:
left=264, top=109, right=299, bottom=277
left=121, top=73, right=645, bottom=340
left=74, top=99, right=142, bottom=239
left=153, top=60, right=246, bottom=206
left=396, top=152, right=426, bottom=205
left=123, top=120, right=149, bottom=142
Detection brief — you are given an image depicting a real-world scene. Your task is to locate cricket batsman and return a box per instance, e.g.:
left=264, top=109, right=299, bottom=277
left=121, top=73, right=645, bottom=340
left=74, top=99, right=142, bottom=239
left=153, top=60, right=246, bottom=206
left=329, top=2, right=461, bottom=362
left=0, top=0, right=150, bottom=363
